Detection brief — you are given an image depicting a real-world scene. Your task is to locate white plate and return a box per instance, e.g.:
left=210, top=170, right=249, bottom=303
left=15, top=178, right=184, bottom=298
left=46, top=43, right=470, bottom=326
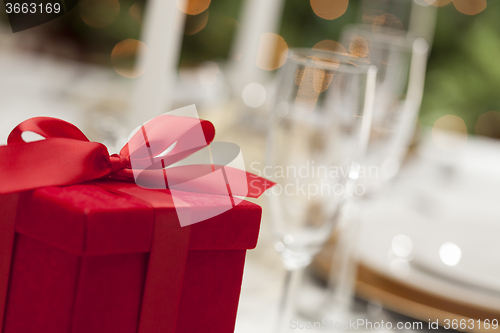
left=357, top=133, right=500, bottom=312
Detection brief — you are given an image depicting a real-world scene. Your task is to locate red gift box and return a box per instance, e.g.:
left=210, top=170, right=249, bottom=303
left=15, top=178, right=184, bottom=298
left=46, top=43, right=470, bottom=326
left=0, top=115, right=272, bottom=333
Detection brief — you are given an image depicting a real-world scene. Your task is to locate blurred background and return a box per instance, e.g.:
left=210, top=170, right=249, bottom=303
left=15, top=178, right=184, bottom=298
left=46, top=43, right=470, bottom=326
left=1, top=0, right=499, bottom=137
left=0, top=0, right=499, bottom=332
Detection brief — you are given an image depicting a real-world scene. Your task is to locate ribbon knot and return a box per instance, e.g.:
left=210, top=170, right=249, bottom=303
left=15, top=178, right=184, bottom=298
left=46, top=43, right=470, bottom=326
left=109, top=154, right=130, bottom=173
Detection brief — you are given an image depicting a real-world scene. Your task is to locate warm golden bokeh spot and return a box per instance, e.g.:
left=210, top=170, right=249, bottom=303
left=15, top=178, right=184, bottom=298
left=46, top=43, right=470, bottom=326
left=313, top=69, right=334, bottom=93
left=372, top=13, right=404, bottom=31
left=432, top=115, right=468, bottom=152
left=425, top=0, right=453, bottom=6
left=475, top=111, right=500, bottom=139
left=80, top=0, right=120, bottom=28
left=129, top=3, right=142, bottom=24
left=349, top=36, right=370, bottom=58
left=294, top=69, right=304, bottom=86
left=312, top=40, right=347, bottom=54
left=256, top=33, right=289, bottom=71
left=295, top=68, right=321, bottom=114
left=453, top=0, right=486, bottom=15
left=294, top=65, right=335, bottom=113
left=310, top=0, right=349, bottom=20
left=177, top=0, right=211, bottom=15
left=184, top=10, right=209, bottom=35
left=111, top=39, right=147, bottom=78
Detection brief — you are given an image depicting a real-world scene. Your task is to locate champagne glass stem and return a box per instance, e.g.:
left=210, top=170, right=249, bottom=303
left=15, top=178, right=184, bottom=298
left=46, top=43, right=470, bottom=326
left=275, top=268, right=303, bottom=333
left=324, top=204, right=362, bottom=320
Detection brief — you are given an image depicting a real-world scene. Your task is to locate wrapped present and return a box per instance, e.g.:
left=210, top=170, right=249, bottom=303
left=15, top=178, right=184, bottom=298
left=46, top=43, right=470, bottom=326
left=0, top=113, right=273, bottom=333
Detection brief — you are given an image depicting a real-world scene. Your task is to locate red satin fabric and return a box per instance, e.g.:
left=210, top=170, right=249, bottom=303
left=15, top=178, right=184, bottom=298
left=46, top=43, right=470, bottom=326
left=0, top=116, right=272, bottom=197
left=0, top=182, right=262, bottom=333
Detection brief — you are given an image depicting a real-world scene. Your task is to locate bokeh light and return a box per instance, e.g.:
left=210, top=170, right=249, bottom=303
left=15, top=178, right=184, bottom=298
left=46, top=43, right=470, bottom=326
left=453, top=0, right=486, bottom=15
left=129, top=3, right=142, bottom=24
left=275, top=242, right=285, bottom=252
left=372, top=13, right=404, bottom=31
left=80, top=0, right=120, bottom=28
left=439, top=242, right=462, bottom=266
left=349, top=36, right=370, bottom=58
left=256, top=33, right=289, bottom=71
left=177, top=0, right=211, bottom=15
left=184, top=10, right=209, bottom=35
left=310, top=0, right=349, bottom=20
left=294, top=64, right=334, bottom=113
left=242, top=83, right=267, bottom=108
left=284, top=235, right=294, bottom=245
left=431, top=115, right=468, bottom=152
left=312, top=40, right=347, bottom=54
left=312, top=67, right=334, bottom=92
left=475, top=111, right=500, bottom=139
left=391, top=234, right=413, bottom=258
left=111, top=39, right=147, bottom=78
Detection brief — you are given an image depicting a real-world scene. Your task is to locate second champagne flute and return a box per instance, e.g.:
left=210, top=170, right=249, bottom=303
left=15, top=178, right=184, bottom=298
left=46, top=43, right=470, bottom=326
left=266, top=48, right=376, bottom=332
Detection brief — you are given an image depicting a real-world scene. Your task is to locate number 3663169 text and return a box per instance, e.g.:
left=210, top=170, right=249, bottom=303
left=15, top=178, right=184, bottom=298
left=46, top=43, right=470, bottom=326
left=5, top=3, right=62, bottom=14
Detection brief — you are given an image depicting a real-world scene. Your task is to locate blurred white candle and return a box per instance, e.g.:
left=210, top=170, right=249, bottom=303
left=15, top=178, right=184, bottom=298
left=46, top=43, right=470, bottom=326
left=409, top=0, right=437, bottom=47
left=229, top=0, right=286, bottom=93
left=129, top=0, right=187, bottom=127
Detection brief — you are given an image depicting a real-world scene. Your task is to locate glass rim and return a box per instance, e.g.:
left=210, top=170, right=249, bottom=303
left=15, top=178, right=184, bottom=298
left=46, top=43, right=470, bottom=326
left=342, top=24, right=421, bottom=51
left=286, top=48, right=377, bottom=75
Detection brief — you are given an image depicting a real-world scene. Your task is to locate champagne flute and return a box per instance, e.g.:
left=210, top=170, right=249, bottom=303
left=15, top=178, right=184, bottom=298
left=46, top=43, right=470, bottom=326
left=315, top=25, right=429, bottom=321
left=341, top=24, right=429, bottom=194
left=266, top=48, right=376, bottom=332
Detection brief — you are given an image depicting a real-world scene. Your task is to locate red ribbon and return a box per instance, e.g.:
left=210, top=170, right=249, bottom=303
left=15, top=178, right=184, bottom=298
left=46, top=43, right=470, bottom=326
left=0, top=116, right=272, bottom=197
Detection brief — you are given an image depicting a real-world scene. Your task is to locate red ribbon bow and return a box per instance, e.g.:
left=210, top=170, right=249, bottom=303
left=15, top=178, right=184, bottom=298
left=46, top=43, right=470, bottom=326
left=0, top=116, right=272, bottom=197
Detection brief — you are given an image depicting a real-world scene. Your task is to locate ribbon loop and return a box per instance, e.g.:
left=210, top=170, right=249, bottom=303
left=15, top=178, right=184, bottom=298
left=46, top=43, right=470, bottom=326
left=124, top=114, right=216, bottom=170
left=7, top=117, right=90, bottom=144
